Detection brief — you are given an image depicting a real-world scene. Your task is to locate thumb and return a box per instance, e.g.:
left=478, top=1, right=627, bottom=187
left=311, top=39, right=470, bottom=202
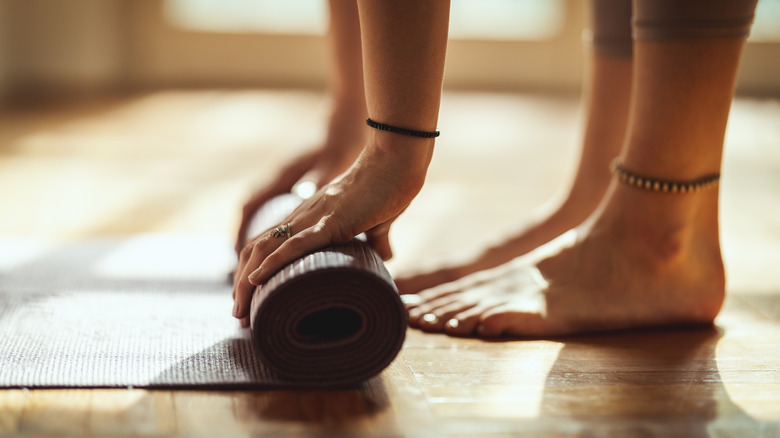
left=365, top=221, right=394, bottom=260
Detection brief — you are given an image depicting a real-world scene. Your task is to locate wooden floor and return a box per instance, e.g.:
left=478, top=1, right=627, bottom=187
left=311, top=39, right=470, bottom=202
left=1, top=90, right=779, bottom=437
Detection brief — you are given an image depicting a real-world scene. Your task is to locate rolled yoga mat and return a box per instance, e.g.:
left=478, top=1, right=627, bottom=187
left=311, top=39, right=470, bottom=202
left=245, top=194, right=407, bottom=387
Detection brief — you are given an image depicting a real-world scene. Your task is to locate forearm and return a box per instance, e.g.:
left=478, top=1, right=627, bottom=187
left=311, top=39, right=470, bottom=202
left=357, top=0, right=450, bottom=168
left=233, top=1, right=450, bottom=315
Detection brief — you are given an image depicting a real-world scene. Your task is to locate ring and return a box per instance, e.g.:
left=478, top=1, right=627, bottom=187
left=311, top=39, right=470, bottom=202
left=271, top=223, right=291, bottom=239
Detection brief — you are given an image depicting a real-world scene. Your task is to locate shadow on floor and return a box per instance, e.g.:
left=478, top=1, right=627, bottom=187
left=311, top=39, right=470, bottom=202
left=540, top=325, right=778, bottom=436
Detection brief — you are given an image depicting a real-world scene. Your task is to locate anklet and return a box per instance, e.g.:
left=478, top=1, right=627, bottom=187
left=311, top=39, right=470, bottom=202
left=610, top=159, right=720, bottom=194
left=366, top=118, right=440, bottom=138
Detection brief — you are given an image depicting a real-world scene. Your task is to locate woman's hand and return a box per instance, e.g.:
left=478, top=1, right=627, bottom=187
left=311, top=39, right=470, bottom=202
left=234, top=136, right=367, bottom=254
left=234, top=150, right=319, bottom=255
left=232, top=138, right=434, bottom=326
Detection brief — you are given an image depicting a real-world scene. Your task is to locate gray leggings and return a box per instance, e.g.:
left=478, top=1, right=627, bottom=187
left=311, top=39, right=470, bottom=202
left=589, top=0, right=759, bottom=57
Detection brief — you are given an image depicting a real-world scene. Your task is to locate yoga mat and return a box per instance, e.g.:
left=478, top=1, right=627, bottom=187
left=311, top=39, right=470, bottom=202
left=245, top=194, right=407, bottom=387
left=0, top=235, right=268, bottom=388
left=0, top=229, right=404, bottom=388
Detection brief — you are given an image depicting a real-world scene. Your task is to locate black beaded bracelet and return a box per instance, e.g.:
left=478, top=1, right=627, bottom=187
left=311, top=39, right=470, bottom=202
left=366, top=118, right=440, bottom=138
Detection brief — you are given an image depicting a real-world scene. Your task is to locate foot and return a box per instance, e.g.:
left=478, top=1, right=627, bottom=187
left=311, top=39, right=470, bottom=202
left=395, top=180, right=607, bottom=294
left=405, top=183, right=725, bottom=337
left=396, top=54, right=632, bottom=295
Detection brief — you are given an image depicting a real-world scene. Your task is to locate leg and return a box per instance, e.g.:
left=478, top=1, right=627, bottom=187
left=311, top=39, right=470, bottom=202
left=232, top=0, right=450, bottom=322
left=235, top=0, right=367, bottom=252
left=407, top=0, right=757, bottom=337
left=308, top=0, right=369, bottom=184
left=395, top=0, right=633, bottom=293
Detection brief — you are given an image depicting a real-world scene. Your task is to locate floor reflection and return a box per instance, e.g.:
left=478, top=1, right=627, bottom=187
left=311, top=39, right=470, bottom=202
left=540, top=326, right=766, bottom=436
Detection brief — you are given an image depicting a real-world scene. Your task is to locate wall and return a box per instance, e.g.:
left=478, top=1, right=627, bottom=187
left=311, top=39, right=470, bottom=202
left=123, top=0, right=586, bottom=93
left=738, top=42, right=780, bottom=96
left=1, top=0, right=127, bottom=100
left=124, top=0, right=330, bottom=90
left=0, top=0, right=8, bottom=101
left=0, top=0, right=778, bottom=102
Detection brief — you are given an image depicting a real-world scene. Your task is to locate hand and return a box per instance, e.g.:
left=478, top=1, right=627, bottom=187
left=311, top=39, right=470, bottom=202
left=234, top=139, right=367, bottom=254
left=234, top=150, right=319, bottom=254
left=232, top=139, right=434, bottom=325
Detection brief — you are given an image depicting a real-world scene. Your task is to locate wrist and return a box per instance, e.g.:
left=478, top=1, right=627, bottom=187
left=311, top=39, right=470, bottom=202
left=367, top=128, right=434, bottom=161
left=366, top=127, right=435, bottom=155
left=361, top=135, right=433, bottom=197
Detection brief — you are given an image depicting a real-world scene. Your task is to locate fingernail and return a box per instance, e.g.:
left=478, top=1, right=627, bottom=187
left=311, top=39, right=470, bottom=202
left=422, top=313, right=438, bottom=324
left=248, top=267, right=262, bottom=284
left=232, top=300, right=240, bottom=318
left=408, top=308, right=421, bottom=319
left=447, top=319, right=459, bottom=329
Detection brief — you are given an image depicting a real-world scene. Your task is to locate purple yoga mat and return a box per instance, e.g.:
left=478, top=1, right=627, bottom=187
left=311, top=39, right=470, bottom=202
left=245, top=194, right=407, bottom=387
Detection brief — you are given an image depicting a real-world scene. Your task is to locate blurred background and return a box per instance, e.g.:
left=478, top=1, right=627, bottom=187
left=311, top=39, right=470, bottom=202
left=1, top=0, right=779, bottom=288
left=1, top=0, right=780, bottom=102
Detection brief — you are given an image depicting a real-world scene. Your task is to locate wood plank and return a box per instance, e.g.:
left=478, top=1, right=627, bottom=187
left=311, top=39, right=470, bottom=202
left=228, top=353, right=437, bottom=437
left=173, top=391, right=243, bottom=437
left=90, top=389, right=176, bottom=437
left=0, top=390, right=26, bottom=434
left=367, top=354, right=440, bottom=437
left=18, top=390, right=92, bottom=436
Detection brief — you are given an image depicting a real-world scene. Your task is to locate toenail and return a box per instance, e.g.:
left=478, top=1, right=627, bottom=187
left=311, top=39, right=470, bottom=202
left=422, top=313, right=438, bottom=324
left=447, top=319, right=459, bottom=329
left=400, top=294, right=422, bottom=306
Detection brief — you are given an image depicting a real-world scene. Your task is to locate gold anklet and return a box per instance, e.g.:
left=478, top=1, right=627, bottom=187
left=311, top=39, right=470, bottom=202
left=610, top=159, right=720, bottom=194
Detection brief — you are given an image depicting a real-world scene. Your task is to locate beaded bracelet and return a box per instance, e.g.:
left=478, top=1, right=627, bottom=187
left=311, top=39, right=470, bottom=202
left=366, top=118, right=440, bottom=138
left=610, top=159, right=720, bottom=194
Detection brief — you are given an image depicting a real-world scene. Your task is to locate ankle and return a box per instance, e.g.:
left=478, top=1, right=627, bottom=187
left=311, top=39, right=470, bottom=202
left=599, top=185, right=723, bottom=273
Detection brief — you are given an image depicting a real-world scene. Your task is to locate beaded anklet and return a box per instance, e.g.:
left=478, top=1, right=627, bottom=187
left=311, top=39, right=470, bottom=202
left=610, top=159, right=720, bottom=194
left=366, top=118, right=440, bottom=138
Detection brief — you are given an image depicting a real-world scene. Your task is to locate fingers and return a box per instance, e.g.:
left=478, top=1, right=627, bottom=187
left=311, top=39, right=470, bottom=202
left=233, top=239, right=271, bottom=319
left=234, top=150, right=321, bottom=253
left=365, top=223, right=393, bottom=260
left=232, top=219, right=337, bottom=321
left=249, top=223, right=335, bottom=285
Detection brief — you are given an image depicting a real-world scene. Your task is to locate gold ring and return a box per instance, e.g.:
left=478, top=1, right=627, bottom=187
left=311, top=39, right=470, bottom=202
left=271, top=223, right=291, bottom=239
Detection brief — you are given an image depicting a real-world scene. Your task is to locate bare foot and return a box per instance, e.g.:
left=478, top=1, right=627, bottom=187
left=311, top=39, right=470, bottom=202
left=395, top=177, right=609, bottom=294
left=405, top=183, right=725, bottom=337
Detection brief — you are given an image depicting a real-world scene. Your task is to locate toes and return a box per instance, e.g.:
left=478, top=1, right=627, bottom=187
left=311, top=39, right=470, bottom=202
left=407, top=303, right=442, bottom=327
left=417, top=284, right=460, bottom=303
left=416, top=302, right=477, bottom=333
left=399, top=294, right=422, bottom=306
left=477, top=305, right=548, bottom=337
left=403, top=284, right=461, bottom=314
left=443, top=304, right=499, bottom=337
left=407, top=295, right=463, bottom=327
